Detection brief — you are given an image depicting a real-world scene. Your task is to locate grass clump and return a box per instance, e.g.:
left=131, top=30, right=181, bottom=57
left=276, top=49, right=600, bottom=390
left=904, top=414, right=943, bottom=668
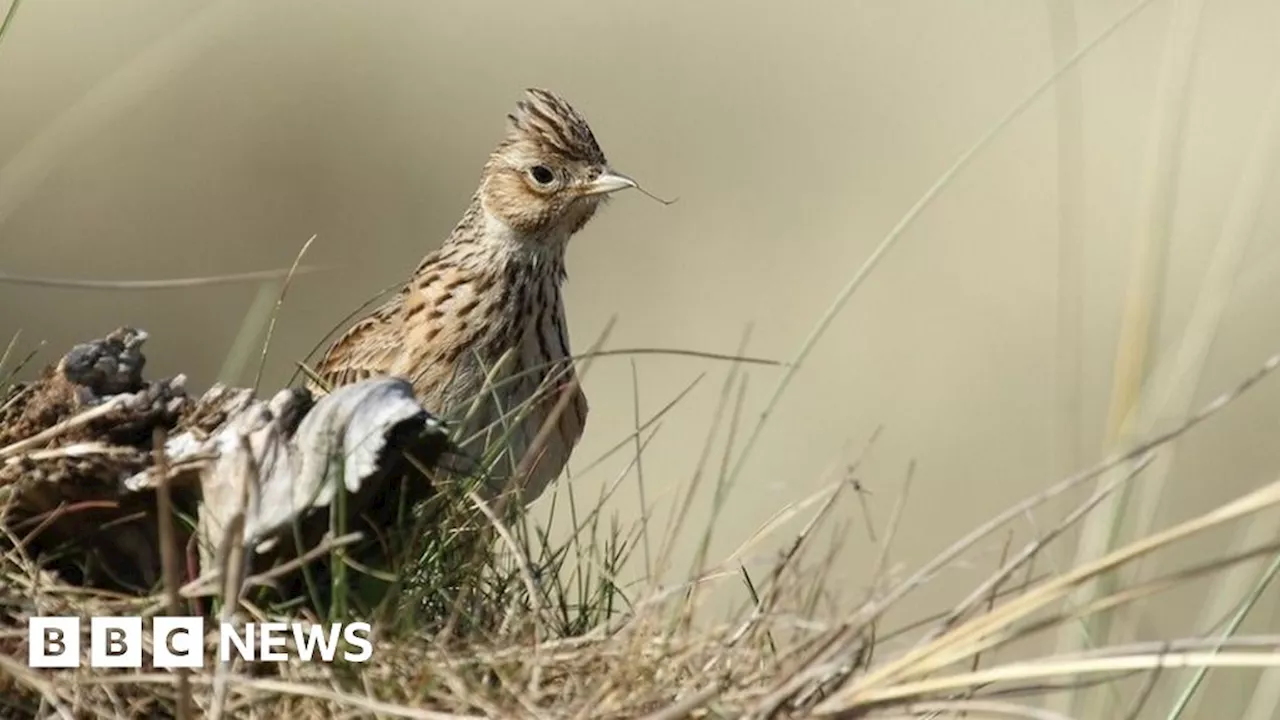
left=3, top=336, right=1280, bottom=718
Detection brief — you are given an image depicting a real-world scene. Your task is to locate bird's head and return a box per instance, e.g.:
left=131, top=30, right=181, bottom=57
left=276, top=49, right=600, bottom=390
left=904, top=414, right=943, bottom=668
left=479, top=88, right=636, bottom=242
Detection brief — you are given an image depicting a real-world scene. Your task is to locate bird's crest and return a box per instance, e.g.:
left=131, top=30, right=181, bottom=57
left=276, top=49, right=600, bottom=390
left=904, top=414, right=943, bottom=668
left=505, top=88, right=607, bottom=165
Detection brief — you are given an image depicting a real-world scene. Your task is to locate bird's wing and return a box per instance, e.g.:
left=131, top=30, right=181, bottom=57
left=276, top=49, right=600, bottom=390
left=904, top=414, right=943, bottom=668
left=310, top=298, right=406, bottom=392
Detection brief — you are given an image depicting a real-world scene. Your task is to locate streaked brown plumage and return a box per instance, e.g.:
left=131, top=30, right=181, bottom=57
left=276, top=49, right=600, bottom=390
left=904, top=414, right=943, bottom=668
left=313, top=88, right=636, bottom=503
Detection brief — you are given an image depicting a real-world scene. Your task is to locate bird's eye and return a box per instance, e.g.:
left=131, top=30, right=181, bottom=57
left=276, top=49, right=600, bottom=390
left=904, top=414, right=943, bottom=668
left=529, top=165, right=556, bottom=186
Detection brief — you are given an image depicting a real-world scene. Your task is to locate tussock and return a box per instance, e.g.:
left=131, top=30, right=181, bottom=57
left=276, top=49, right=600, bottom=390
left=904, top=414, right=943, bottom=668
left=1, top=330, right=1279, bottom=719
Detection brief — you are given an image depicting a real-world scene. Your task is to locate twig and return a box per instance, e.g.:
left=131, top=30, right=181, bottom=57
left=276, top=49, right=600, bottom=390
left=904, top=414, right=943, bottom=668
left=209, top=433, right=256, bottom=720
left=0, top=396, right=127, bottom=459
left=153, top=428, right=191, bottom=720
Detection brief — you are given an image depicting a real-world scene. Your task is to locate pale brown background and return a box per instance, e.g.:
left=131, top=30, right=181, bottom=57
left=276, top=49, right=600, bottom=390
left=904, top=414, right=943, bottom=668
left=3, top=0, right=1280, bottom=714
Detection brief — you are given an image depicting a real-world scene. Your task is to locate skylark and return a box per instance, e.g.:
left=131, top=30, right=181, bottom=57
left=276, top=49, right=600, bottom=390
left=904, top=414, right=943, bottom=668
left=313, top=88, right=636, bottom=503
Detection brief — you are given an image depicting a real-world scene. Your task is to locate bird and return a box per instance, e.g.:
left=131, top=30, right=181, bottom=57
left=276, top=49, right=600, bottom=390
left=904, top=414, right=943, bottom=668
left=311, top=88, right=637, bottom=506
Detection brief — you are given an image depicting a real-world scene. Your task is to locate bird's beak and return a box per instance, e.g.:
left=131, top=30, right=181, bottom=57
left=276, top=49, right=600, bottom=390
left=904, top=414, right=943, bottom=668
left=581, top=169, right=637, bottom=196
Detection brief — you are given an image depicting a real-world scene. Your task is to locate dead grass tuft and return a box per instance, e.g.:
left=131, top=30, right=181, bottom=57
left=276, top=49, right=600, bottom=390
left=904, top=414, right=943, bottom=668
left=1, top=331, right=1279, bottom=718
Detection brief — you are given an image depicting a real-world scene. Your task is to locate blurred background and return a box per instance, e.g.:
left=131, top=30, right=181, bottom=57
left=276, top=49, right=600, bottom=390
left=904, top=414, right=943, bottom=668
left=4, top=0, right=1280, bottom=714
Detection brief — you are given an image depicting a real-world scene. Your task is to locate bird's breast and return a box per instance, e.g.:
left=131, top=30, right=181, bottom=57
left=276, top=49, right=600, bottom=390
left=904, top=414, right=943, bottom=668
left=443, top=279, right=585, bottom=503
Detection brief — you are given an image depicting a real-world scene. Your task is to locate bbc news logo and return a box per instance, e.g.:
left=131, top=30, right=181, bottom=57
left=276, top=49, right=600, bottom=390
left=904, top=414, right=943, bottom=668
left=28, top=617, right=373, bottom=668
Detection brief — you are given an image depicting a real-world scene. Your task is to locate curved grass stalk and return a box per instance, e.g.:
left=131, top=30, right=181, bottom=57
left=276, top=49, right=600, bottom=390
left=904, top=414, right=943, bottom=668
left=718, top=0, right=1163, bottom=506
